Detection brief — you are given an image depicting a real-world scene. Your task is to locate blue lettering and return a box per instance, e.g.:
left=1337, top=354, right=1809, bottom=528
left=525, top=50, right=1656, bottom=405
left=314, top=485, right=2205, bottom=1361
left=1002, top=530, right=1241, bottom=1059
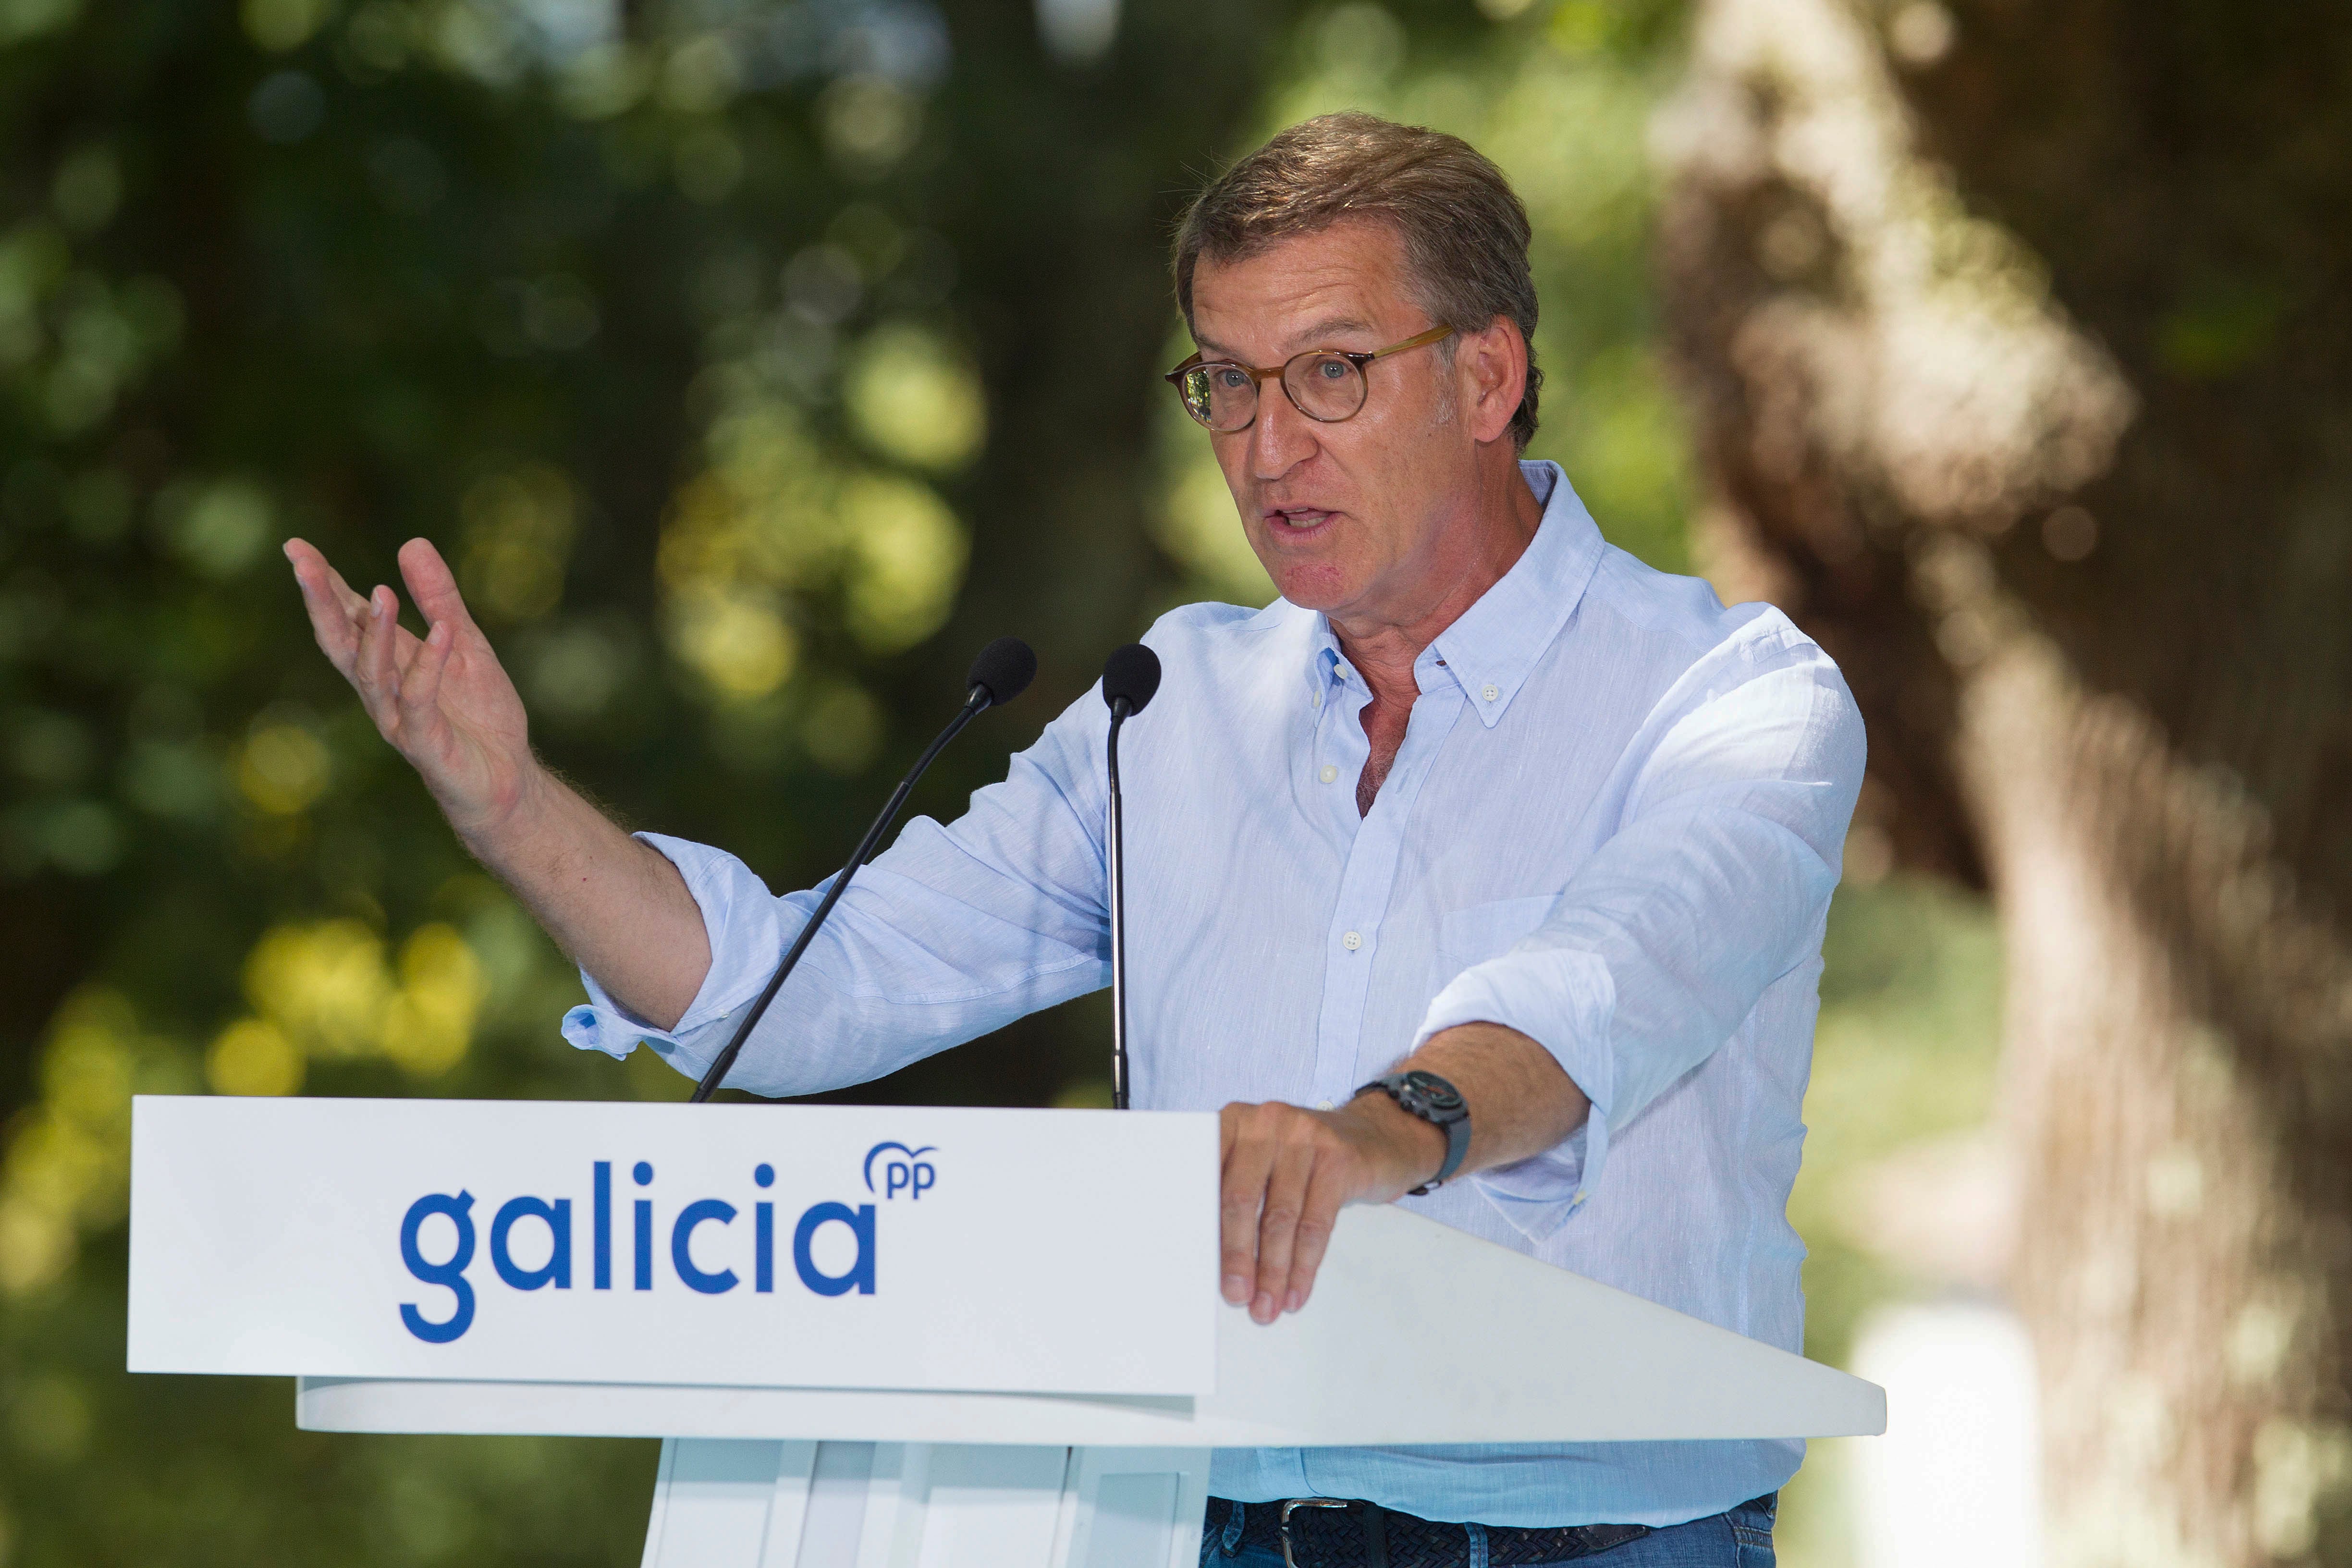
left=490, top=1196, right=572, bottom=1291
left=885, top=1162, right=910, bottom=1199
left=755, top=1161, right=775, bottom=1294
left=593, top=1160, right=612, bottom=1290
left=399, top=1190, right=477, bottom=1343
left=633, top=1160, right=653, bottom=1292
left=671, top=1199, right=739, bottom=1294
left=911, top=1162, right=935, bottom=1200
left=793, top=1202, right=875, bottom=1297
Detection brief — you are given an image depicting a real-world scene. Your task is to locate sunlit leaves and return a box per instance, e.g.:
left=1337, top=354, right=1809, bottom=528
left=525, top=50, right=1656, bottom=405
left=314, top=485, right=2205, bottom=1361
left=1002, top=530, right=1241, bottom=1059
left=235, top=917, right=487, bottom=1075
left=844, top=323, right=986, bottom=472
left=235, top=718, right=332, bottom=815
left=163, top=479, right=276, bottom=580
left=0, top=989, right=195, bottom=1295
left=664, top=581, right=800, bottom=699
left=206, top=1017, right=304, bottom=1097
left=839, top=473, right=968, bottom=651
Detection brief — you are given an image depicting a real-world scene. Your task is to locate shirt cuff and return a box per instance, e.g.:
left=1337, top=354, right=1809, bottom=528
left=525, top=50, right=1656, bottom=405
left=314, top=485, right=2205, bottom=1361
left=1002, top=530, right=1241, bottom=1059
left=1410, top=947, right=1617, bottom=1244
left=558, top=833, right=800, bottom=1079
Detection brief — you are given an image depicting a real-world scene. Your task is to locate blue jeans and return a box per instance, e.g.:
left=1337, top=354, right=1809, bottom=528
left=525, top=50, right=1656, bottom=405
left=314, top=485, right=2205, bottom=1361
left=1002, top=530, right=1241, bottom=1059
left=1202, top=1494, right=1775, bottom=1567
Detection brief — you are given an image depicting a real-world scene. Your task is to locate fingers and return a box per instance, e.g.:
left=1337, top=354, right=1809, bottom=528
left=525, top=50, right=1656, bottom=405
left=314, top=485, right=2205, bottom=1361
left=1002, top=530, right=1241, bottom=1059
left=287, top=539, right=427, bottom=703
left=1282, top=1165, right=1347, bottom=1315
left=1219, top=1103, right=1273, bottom=1310
left=397, top=619, right=457, bottom=741
left=1218, top=1101, right=1372, bottom=1324
left=1249, top=1138, right=1316, bottom=1323
left=355, top=584, right=405, bottom=735
left=284, top=538, right=368, bottom=674
left=398, top=538, right=480, bottom=639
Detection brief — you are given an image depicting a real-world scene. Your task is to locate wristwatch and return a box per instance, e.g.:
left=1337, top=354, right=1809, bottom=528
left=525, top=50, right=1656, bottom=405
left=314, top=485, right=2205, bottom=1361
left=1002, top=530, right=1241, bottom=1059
left=1353, top=1069, right=1470, bottom=1195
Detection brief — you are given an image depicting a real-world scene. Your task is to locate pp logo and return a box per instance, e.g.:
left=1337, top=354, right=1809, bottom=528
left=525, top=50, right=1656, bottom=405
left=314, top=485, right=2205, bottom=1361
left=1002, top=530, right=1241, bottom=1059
left=862, top=1141, right=937, bottom=1201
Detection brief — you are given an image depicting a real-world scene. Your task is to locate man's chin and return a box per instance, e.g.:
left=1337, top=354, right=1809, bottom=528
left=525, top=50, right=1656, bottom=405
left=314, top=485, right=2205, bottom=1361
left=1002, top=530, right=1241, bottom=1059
left=1266, top=564, right=1359, bottom=612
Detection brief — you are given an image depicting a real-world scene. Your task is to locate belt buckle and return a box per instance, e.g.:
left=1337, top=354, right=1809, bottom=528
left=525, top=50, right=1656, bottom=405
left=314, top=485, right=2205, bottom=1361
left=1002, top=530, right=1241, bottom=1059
left=1278, top=1498, right=1352, bottom=1568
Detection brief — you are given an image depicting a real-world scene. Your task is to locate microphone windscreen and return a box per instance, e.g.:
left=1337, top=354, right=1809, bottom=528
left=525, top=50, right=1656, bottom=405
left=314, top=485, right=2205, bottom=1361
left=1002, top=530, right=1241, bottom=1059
left=967, top=637, right=1037, bottom=707
left=1101, top=642, right=1163, bottom=716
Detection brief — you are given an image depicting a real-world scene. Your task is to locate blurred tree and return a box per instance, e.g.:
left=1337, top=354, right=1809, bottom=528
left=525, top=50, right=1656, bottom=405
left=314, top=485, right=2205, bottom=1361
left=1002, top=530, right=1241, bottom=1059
left=0, top=0, right=1299, bottom=1558
left=1657, top=0, right=2352, bottom=1561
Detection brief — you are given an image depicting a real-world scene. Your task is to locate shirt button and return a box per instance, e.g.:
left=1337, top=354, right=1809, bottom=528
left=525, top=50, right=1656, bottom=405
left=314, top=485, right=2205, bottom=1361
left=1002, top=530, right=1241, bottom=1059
left=1316, top=1100, right=1335, bottom=1111
left=1482, top=684, right=1500, bottom=702
left=1341, top=931, right=1363, bottom=950
left=1319, top=764, right=1337, bottom=784
left=1311, top=691, right=1321, bottom=708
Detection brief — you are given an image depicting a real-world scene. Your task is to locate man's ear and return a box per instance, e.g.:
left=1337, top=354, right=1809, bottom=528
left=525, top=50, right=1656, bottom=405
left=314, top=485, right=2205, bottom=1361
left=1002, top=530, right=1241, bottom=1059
left=1458, top=316, right=1529, bottom=446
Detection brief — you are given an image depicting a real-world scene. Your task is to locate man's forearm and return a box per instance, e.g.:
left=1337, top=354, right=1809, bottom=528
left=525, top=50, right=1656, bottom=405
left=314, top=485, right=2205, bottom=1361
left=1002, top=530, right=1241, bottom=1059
left=463, top=762, right=713, bottom=1031
left=1386, top=1020, right=1591, bottom=1181
left=1219, top=1019, right=1592, bottom=1323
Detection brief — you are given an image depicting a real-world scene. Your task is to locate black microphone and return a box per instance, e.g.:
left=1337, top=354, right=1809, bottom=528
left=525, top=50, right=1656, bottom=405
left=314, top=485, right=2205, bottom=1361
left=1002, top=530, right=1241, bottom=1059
left=1100, top=642, right=1161, bottom=1111
left=689, top=637, right=1038, bottom=1102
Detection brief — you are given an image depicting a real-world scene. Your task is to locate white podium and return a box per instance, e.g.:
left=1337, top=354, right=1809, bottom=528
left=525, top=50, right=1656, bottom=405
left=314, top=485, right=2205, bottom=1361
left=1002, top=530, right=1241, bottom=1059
left=127, top=1096, right=1883, bottom=1566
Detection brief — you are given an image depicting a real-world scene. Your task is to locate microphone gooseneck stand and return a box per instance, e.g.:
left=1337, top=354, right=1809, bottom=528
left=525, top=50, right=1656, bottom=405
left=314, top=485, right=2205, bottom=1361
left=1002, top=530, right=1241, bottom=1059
left=689, top=637, right=1037, bottom=1103
left=1098, top=644, right=1162, bottom=1112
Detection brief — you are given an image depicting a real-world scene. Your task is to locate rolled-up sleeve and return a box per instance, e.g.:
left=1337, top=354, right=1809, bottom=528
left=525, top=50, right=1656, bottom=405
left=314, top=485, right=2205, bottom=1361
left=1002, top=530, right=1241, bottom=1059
left=562, top=693, right=1117, bottom=1095
left=1411, top=624, right=1865, bottom=1237
left=560, top=832, right=791, bottom=1066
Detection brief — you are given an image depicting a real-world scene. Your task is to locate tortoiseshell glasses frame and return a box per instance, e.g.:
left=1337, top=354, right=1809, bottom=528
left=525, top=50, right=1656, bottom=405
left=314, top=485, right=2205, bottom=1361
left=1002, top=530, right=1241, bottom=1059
left=1164, top=324, right=1455, bottom=433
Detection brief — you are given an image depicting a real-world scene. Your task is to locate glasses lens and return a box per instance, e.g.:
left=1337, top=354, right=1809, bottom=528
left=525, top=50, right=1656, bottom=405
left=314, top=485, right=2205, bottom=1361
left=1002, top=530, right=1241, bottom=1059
left=1180, top=364, right=1256, bottom=431
left=1176, top=367, right=1214, bottom=426
left=1286, top=354, right=1366, bottom=422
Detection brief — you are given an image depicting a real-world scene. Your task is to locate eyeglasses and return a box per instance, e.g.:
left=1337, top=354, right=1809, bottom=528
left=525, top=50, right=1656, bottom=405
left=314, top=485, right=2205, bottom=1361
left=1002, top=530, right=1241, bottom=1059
left=1164, top=324, right=1454, bottom=433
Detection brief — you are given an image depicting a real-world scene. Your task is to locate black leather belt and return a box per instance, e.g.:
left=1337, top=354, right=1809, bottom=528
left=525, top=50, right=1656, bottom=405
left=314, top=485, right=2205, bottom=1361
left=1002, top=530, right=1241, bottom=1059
left=1204, top=1494, right=1672, bottom=1567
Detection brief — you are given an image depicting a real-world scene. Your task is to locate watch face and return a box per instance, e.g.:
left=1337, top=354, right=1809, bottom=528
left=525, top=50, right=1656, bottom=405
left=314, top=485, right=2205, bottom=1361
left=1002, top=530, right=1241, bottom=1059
left=1402, top=1070, right=1464, bottom=1114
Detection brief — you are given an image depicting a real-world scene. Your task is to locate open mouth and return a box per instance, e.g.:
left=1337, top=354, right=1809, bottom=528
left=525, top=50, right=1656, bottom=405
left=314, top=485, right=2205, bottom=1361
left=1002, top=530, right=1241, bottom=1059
left=1267, top=508, right=1336, bottom=531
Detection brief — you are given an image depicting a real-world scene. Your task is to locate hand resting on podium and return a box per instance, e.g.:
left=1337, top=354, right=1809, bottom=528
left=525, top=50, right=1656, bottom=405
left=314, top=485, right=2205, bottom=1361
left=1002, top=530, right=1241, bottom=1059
left=1218, top=1018, right=1591, bottom=1324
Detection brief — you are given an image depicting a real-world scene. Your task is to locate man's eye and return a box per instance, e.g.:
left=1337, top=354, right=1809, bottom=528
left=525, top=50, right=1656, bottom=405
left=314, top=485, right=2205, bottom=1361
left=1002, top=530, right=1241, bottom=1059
left=1213, top=368, right=1250, bottom=390
left=1315, top=358, right=1350, bottom=380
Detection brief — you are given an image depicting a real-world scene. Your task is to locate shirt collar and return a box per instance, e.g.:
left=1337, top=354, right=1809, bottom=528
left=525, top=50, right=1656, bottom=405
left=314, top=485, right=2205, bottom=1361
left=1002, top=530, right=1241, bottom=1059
left=1297, top=461, right=1608, bottom=728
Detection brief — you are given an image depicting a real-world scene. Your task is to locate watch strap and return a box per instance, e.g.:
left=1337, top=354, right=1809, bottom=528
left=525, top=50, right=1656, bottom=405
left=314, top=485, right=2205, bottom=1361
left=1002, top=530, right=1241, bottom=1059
left=1425, top=1112, right=1471, bottom=1194
left=1354, top=1070, right=1471, bottom=1195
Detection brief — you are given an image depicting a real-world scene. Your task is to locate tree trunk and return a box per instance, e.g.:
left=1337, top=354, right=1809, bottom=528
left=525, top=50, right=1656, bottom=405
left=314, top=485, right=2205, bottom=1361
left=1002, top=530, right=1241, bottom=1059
left=1655, top=0, right=2352, bottom=1560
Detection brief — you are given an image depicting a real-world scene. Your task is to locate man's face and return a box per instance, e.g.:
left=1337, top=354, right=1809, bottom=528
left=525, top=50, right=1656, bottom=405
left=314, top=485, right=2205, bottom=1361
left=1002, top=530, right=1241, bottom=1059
left=1187, top=220, right=1484, bottom=623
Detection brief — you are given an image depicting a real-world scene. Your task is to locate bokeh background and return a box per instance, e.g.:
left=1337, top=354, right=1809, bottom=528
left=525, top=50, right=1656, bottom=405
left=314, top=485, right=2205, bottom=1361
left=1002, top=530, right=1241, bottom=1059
left=2, top=0, right=2346, bottom=1562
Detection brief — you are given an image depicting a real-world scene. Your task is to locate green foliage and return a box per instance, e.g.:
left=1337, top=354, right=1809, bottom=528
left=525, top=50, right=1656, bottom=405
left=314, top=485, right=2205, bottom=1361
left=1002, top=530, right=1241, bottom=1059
left=0, top=0, right=2004, bottom=1559
left=0, top=0, right=1294, bottom=1556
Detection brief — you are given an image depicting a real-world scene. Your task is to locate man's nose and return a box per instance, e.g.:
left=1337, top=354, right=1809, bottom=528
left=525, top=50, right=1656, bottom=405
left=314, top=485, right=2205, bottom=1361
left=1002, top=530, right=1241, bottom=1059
left=1248, top=381, right=1318, bottom=481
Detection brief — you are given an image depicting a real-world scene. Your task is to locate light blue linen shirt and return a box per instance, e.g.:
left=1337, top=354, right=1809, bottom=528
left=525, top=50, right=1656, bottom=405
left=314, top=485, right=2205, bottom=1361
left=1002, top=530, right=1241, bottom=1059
left=562, top=461, right=1865, bottom=1529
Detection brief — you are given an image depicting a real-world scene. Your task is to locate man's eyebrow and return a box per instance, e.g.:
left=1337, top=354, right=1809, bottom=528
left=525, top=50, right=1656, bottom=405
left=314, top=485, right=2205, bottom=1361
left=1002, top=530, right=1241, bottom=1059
left=1190, top=315, right=1382, bottom=363
left=1287, top=316, right=1377, bottom=350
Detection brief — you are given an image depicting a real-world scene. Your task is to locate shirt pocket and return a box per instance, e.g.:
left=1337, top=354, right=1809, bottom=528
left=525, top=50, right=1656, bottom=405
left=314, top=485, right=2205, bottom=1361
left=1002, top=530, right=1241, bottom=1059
left=1434, top=894, right=1561, bottom=989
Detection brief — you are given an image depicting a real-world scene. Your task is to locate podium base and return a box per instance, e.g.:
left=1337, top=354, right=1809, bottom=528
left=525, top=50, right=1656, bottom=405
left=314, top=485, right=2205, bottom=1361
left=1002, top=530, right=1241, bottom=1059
left=639, top=1438, right=1209, bottom=1568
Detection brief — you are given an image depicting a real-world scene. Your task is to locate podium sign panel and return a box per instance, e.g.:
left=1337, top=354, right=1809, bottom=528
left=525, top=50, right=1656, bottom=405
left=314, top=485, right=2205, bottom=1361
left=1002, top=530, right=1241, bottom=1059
left=127, top=1095, right=1884, bottom=1568
left=126, top=1097, right=1219, bottom=1396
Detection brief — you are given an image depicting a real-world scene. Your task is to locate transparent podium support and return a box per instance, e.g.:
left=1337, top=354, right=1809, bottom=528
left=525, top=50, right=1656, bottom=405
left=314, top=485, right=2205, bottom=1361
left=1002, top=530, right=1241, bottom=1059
left=637, top=1438, right=1209, bottom=1568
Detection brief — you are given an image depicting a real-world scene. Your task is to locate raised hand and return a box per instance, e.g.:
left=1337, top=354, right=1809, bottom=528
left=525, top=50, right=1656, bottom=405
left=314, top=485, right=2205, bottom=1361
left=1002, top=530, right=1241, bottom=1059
left=283, top=537, right=538, bottom=842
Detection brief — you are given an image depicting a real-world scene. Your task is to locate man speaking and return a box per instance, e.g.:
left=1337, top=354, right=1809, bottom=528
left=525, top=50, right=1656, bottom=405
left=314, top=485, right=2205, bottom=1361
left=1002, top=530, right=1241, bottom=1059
left=287, top=114, right=1862, bottom=1565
